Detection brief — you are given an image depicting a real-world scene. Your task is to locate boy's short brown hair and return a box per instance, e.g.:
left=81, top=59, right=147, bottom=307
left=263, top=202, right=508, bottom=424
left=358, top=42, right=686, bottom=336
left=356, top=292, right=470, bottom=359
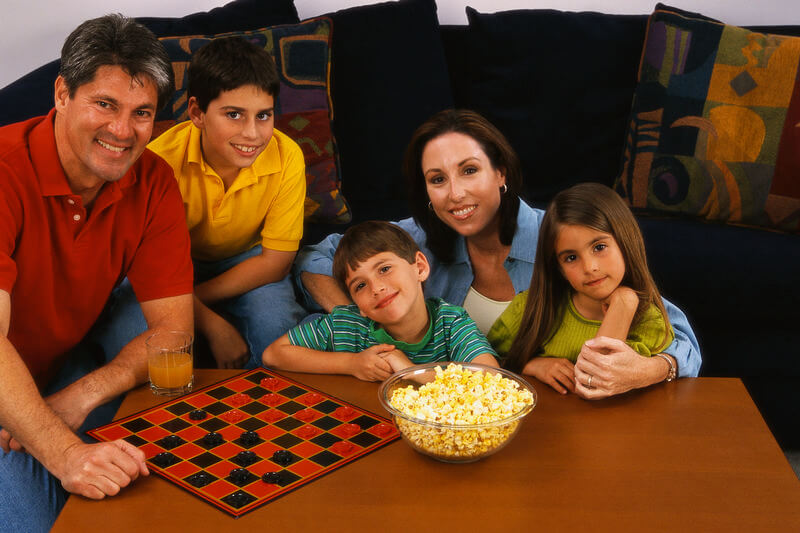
left=332, top=221, right=421, bottom=294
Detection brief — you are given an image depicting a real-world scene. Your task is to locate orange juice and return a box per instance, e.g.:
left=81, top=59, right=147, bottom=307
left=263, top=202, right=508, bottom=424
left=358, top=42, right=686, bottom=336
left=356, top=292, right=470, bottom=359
left=149, top=352, right=193, bottom=389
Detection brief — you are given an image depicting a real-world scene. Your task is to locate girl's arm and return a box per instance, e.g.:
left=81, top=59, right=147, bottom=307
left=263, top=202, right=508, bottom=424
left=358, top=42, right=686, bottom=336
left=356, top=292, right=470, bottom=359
left=596, top=286, right=639, bottom=341
left=262, top=334, right=395, bottom=382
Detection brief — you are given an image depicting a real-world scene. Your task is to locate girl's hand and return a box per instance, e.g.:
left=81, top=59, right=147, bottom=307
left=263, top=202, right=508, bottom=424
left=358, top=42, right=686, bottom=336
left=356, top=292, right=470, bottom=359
left=521, top=357, right=575, bottom=395
left=380, top=349, right=413, bottom=373
left=602, top=286, right=639, bottom=315
left=350, top=344, right=395, bottom=381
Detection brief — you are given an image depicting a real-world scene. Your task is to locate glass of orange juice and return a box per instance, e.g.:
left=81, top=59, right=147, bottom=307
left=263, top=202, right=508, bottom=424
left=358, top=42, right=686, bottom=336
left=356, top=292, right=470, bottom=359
left=146, top=331, right=193, bottom=396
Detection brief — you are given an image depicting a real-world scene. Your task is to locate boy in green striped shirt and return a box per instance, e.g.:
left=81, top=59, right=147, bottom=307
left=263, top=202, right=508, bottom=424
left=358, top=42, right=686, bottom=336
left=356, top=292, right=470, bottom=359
left=262, top=221, right=498, bottom=381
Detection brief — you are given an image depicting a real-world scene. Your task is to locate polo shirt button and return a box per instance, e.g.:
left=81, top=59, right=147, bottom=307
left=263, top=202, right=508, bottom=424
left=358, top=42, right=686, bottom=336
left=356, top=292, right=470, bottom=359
left=67, top=198, right=75, bottom=205
left=73, top=214, right=81, bottom=221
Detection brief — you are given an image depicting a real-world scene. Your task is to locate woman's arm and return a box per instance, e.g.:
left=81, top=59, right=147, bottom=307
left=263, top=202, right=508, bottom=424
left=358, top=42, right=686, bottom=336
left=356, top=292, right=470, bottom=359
left=660, top=297, right=702, bottom=377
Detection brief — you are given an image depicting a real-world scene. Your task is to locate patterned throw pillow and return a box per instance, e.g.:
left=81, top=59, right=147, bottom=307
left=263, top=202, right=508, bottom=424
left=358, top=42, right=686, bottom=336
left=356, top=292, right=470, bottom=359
left=615, top=4, right=800, bottom=233
left=156, top=17, right=351, bottom=224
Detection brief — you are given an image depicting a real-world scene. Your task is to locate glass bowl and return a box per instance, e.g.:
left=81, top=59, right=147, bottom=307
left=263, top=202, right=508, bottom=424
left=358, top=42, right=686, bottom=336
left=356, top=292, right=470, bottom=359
left=378, top=362, right=537, bottom=463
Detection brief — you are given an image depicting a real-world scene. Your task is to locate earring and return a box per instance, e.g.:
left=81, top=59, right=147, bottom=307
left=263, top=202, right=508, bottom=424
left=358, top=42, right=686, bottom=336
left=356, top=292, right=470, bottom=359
left=501, top=184, right=508, bottom=194
left=427, top=201, right=433, bottom=210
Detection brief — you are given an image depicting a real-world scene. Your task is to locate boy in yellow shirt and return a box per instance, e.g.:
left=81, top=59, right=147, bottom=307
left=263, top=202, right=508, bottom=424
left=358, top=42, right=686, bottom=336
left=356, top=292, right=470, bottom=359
left=100, top=36, right=307, bottom=369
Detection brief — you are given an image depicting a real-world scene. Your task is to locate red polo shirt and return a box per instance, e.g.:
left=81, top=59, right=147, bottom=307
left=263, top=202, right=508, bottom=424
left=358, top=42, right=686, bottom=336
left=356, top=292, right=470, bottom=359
left=0, top=109, right=193, bottom=386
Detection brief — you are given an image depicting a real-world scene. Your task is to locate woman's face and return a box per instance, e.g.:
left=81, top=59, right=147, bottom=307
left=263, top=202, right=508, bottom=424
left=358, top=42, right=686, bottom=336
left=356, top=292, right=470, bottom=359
left=421, top=132, right=506, bottom=239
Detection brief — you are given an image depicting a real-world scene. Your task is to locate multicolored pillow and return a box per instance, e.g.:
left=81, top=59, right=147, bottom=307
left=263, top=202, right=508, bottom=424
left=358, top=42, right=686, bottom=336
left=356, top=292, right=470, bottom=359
left=156, top=17, right=351, bottom=224
left=615, top=4, right=800, bottom=233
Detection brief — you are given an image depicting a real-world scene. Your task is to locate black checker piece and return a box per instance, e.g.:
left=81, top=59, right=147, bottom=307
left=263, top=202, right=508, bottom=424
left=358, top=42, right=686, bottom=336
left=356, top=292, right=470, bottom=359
left=121, top=418, right=152, bottom=432
left=231, top=450, right=259, bottom=467
left=164, top=401, right=194, bottom=416
left=314, top=400, right=340, bottom=414
left=309, top=450, right=342, bottom=468
left=198, top=418, right=227, bottom=432
left=240, top=402, right=268, bottom=416
left=351, top=415, right=379, bottom=430
left=206, top=386, right=235, bottom=400
left=185, top=471, right=217, bottom=488
left=274, top=417, right=304, bottom=432
left=151, top=452, right=179, bottom=468
left=189, top=452, right=222, bottom=468
left=123, top=434, right=147, bottom=447
left=242, top=386, right=268, bottom=400
left=312, top=416, right=340, bottom=431
left=202, top=401, right=231, bottom=416
left=244, top=371, right=270, bottom=384
left=310, top=433, right=341, bottom=448
left=237, top=430, right=262, bottom=447
left=156, top=435, right=185, bottom=450
left=279, top=385, right=305, bottom=399
left=272, top=434, right=302, bottom=450
left=160, top=418, right=190, bottom=433
left=262, top=470, right=300, bottom=487
left=311, top=433, right=342, bottom=448
left=350, top=433, right=381, bottom=448
left=227, top=468, right=259, bottom=487
left=271, top=449, right=298, bottom=466
left=221, top=490, right=256, bottom=509
left=276, top=400, right=304, bottom=415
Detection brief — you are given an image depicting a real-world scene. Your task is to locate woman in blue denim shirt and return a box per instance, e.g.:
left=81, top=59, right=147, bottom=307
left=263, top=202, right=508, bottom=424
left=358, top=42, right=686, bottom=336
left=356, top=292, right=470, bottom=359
left=294, top=110, right=701, bottom=398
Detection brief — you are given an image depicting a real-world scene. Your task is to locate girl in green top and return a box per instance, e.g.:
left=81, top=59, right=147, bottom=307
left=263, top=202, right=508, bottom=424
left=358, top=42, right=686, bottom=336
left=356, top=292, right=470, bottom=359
left=488, top=183, right=674, bottom=395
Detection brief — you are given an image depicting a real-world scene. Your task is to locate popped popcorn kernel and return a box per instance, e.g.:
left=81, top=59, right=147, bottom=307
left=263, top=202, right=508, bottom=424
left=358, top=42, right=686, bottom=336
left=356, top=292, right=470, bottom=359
left=389, top=364, right=534, bottom=461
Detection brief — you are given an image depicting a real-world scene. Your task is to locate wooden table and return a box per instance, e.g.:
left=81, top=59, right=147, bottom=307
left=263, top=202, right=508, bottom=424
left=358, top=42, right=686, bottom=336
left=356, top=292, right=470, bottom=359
left=53, top=371, right=800, bottom=532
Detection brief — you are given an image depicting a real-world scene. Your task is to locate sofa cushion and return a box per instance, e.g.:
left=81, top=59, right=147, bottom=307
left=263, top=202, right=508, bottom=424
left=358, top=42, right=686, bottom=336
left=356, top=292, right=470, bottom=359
left=616, top=3, right=800, bottom=233
left=324, top=0, right=454, bottom=225
left=0, top=0, right=299, bottom=127
left=463, top=7, right=648, bottom=203
left=156, top=18, right=350, bottom=224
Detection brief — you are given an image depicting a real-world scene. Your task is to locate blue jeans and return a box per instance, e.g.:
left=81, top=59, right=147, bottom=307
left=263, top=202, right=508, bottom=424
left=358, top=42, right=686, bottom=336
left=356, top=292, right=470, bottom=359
left=94, top=246, right=307, bottom=369
left=0, top=336, right=124, bottom=532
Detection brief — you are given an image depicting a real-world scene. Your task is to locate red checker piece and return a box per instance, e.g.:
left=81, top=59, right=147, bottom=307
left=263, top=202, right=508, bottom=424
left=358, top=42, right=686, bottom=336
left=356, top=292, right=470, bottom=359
left=228, top=393, right=251, bottom=407
left=332, top=405, right=358, bottom=421
left=220, top=409, right=246, bottom=423
left=341, top=423, right=361, bottom=437
left=299, top=392, right=323, bottom=406
left=259, top=377, right=282, bottom=390
left=295, top=425, right=322, bottom=439
left=261, top=393, right=283, bottom=407
left=259, top=410, right=285, bottom=423
left=294, top=408, right=317, bottom=422
left=330, top=440, right=356, bottom=456
left=371, top=423, right=396, bottom=437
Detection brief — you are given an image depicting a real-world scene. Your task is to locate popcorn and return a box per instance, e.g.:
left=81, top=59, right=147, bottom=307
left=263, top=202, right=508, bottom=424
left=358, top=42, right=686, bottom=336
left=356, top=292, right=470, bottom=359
left=389, top=364, right=534, bottom=461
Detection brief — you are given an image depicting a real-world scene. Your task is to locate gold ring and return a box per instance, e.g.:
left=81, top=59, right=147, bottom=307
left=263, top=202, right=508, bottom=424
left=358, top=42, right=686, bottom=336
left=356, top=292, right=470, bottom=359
left=587, top=375, right=594, bottom=388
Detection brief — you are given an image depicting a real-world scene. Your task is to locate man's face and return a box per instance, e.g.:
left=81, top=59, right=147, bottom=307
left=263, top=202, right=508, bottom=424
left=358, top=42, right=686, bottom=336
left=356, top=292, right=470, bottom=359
left=54, top=64, right=158, bottom=191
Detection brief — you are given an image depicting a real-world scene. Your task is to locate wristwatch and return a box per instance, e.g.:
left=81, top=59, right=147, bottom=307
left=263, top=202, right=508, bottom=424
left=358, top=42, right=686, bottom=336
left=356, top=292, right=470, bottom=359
left=653, top=353, right=677, bottom=382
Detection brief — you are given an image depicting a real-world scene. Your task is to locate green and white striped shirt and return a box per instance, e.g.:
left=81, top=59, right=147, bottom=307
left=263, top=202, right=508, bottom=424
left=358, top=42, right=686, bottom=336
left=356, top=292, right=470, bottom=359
left=288, top=298, right=497, bottom=364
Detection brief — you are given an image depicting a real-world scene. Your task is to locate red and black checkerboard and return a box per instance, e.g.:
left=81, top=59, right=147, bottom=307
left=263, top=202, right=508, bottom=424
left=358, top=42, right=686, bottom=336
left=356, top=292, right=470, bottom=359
left=87, top=369, right=399, bottom=517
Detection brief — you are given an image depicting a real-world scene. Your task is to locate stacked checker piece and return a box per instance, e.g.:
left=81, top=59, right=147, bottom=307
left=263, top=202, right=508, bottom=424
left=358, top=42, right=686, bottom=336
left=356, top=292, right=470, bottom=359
left=88, top=369, right=398, bottom=517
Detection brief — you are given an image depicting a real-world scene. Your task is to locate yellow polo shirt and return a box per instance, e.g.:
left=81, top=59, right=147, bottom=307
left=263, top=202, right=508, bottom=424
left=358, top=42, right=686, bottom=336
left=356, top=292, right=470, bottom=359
left=148, top=121, right=305, bottom=261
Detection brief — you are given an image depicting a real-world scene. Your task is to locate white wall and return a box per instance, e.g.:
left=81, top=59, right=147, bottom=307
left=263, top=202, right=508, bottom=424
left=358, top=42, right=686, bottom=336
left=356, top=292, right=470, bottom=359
left=3, top=0, right=799, bottom=89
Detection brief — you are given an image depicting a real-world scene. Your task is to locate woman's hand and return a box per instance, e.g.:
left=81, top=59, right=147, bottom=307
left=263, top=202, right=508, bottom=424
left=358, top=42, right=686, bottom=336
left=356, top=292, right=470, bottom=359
left=521, top=357, right=575, bottom=395
left=573, top=336, right=669, bottom=399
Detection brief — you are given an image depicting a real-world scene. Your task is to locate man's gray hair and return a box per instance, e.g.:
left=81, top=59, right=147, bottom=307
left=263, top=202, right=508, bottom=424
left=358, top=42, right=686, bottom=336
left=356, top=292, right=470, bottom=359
left=59, top=14, right=174, bottom=110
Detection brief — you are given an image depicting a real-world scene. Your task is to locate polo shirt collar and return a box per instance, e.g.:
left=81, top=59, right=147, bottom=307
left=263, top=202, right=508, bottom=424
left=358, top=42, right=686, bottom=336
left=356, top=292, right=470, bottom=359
left=451, top=199, right=538, bottom=264
left=30, top=108, right=136, bottom=200
left=186, top=122, right=281, bottom=187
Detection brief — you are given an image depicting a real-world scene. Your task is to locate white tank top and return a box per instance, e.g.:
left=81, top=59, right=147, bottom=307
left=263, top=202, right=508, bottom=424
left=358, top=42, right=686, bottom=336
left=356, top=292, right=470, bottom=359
left=462, top=286, right=512, bottom=335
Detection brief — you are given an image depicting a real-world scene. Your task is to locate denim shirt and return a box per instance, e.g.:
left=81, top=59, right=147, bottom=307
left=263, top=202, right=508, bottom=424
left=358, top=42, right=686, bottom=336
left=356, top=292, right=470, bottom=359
left=293, top=200, right=701, bottom=377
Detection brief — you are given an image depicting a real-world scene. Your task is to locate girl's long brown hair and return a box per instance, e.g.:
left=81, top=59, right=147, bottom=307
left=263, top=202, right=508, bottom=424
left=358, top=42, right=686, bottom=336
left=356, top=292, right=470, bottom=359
left=504, top=183, right=671, bottom=373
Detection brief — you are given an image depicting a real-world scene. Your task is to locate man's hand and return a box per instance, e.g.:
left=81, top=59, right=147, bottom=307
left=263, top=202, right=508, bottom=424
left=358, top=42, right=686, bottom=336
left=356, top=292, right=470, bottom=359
left=205, top=312, right=250, bottom=369
left=380, top=349, right=413, bottom=374
left=349, top=344, right=395, bottom=381
left=522, top=357, right=576, bottom=395
left=58, top=440, right=149, bottom=499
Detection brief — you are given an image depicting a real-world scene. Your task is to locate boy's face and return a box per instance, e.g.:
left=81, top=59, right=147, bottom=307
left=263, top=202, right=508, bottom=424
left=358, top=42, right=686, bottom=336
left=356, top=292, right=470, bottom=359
left=188, top=84, right=274, bottom=181
left=345, top=251, right=430, bottom=327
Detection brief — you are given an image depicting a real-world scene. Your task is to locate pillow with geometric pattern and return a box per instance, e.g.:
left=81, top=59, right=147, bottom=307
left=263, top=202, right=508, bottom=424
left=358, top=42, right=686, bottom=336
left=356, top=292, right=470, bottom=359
left=615, top=4, right=800, bottom=233
left=157, top=17, right=351, bottom=224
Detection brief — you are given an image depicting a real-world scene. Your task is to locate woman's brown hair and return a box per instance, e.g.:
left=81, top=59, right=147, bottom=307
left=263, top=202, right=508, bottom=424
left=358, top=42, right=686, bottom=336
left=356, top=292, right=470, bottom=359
left=504, top=183, right=671, bottom=373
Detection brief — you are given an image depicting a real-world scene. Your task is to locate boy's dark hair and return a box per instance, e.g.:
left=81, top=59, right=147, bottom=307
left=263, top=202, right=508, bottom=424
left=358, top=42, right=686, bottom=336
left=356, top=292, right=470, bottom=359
left=60, top=14, right=174, bottom=111
left=332, top=221, right=421, bottom=294
left=188, top=36, right=280, bottom=111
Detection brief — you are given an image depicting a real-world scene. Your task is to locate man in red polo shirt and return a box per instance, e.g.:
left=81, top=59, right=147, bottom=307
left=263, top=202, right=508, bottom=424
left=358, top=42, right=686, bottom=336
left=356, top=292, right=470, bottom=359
left=0, top=15, right=193, bottom=530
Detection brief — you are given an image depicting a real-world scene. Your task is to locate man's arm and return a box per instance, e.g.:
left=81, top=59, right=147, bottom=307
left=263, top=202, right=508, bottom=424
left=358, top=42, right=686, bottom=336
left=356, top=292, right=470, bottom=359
left=0, top=289, right=149, bottom=499
left=299, top=272, right=352, bottom=313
